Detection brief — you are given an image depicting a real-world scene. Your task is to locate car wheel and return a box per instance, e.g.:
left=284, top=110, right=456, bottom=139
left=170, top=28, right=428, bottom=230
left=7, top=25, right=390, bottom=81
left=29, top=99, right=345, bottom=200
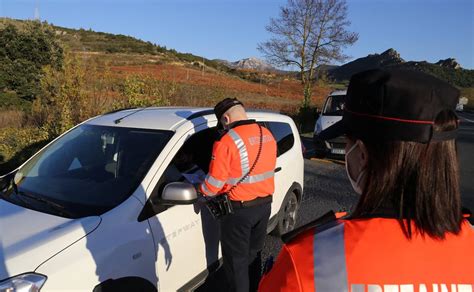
left=272, top=191, right=299, bottom=236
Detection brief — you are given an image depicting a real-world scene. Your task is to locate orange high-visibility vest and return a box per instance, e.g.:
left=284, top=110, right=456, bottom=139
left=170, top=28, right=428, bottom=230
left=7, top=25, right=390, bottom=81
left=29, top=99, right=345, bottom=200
left=199, top=120, right=277, bottom=201
left=259, top=216, right=474, bottom=292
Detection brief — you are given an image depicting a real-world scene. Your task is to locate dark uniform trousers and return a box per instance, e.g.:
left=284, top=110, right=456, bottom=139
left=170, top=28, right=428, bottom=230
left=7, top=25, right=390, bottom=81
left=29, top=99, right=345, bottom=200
left=220, top=201, right=271, bottom=292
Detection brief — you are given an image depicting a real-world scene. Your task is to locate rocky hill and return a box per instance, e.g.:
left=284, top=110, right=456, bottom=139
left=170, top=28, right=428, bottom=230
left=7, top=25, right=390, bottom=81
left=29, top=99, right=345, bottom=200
left=232, top=57, right=275, bottom=71
left=327, top=48, right=473, bottom=87
left=328, top=48, right=404, bottom=80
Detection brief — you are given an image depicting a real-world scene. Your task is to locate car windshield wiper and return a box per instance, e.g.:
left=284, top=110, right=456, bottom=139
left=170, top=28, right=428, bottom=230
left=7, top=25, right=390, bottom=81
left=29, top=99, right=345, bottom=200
left=15, top=190, right=73, bottom=217
left=1, top=175, right=74, bottom=218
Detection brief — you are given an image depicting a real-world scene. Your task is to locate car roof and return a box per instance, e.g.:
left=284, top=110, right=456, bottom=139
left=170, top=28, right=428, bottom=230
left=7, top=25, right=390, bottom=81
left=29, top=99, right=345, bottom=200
left=329, top=90, right=347, bottom=96
left=84, top=106, right=287, bottom=131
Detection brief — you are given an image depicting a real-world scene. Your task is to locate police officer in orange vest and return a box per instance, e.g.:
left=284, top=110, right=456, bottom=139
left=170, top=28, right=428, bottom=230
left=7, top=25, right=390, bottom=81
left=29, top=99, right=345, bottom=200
left=259, top=69, right=474, bottom=291
left=199, top=98, right=277, bottom=292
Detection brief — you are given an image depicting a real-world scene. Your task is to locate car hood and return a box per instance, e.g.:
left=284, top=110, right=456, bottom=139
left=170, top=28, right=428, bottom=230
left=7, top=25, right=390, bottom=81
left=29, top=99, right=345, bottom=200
left=319, top=115, right=342, bottom=132
left=0, top=199, right=100, bottom=280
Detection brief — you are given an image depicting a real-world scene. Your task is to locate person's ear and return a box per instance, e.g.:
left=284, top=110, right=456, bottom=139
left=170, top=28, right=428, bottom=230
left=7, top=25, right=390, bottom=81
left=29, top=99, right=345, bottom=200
left=357, top=140, right=369, bottom=170
left=224, top=114, right=230, bottom=125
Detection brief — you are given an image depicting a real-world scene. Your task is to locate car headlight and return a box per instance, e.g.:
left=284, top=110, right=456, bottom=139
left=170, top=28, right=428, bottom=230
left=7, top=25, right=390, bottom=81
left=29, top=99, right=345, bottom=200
left=0, top=273, right=47, bottom=292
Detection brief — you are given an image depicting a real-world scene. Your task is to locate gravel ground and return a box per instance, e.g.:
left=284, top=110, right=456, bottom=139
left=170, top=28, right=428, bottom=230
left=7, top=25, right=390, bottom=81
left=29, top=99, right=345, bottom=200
left=261, top=158, right=358, bottom=266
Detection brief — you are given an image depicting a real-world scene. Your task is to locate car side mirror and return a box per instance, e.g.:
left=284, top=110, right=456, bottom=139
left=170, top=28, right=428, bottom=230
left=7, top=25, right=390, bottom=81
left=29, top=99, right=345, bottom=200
left=160, top=182, right=198, bottom=205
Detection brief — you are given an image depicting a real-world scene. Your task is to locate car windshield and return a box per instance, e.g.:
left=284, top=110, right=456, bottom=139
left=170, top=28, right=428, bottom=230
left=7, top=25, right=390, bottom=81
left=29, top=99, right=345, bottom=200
left=0, top=124, right=172, bottom=218
left=323, top=95, right=345, bottom=115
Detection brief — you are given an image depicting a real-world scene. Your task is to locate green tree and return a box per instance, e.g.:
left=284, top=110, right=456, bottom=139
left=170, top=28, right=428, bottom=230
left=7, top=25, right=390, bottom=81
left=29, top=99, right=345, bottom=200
left=0, top=21, right=63, bottom=101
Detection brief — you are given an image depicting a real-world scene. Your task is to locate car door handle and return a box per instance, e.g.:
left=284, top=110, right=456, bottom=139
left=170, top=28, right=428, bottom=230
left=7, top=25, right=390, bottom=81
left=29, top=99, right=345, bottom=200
left=275, top=167, right=282, bottom=173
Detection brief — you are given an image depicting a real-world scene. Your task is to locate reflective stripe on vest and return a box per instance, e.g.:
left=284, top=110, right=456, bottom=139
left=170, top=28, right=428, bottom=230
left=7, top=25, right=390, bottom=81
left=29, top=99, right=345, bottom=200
left=313, top=222, right=348, bottom=292
left=227, top=170, right=275, bottom=185
left=228, top=129, right=250, bottom=174
left=205, top=174, right=225, bottom=189
left=201, top=182, right=217, bottom=196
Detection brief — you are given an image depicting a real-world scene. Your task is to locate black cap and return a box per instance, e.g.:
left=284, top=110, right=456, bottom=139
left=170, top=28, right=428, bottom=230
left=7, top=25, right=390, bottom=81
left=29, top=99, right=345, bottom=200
left=214, top=98, right=244, bottom=122
left=319, top=69, right=460, bottom=143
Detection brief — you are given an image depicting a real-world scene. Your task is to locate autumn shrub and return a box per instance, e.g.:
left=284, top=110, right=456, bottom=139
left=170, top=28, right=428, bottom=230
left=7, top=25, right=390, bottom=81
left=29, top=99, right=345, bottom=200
left=0, top=127, right=50, bottom=174
left=111, top=74, right=174, bottom=109
left=0, top=91, right=32, bottom=111
left=30, top=51, right=87, bottom=138
left=0, top=110, right=25, bottom=128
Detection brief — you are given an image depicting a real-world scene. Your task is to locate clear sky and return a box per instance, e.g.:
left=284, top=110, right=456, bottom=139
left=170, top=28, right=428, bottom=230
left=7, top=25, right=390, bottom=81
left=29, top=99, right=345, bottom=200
left=1, top=0, right=473, bottom=69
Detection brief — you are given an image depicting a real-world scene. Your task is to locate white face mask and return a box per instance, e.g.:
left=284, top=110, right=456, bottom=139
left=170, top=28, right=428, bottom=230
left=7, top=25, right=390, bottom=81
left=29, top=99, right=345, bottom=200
left=345, top=141, right=366, bottom=195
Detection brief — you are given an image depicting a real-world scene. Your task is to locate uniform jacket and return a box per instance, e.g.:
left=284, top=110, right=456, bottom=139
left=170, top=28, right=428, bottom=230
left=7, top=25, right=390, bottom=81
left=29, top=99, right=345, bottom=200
left=259, top=212, right=474, bottom=292
left=199, top=120, right=277, bottom=201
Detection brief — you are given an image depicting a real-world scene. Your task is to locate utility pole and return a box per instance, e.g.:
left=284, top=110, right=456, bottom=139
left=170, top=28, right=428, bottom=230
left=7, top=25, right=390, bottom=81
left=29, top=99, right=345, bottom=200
left=34, top=0, right=40, bottom=20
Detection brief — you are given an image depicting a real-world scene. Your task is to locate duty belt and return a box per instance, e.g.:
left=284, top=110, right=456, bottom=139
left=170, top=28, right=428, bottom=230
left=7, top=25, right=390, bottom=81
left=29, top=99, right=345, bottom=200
left=230, top=195, right=272, bottom=209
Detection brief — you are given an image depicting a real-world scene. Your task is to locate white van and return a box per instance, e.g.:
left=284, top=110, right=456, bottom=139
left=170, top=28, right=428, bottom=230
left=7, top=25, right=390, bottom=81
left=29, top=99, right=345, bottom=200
left=313, top=90, right=347, bottom=158
left=0, top=107, right=304, bottom=291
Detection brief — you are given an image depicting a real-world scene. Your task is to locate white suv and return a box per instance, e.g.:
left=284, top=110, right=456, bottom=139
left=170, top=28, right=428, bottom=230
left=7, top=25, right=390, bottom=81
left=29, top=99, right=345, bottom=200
left=313, top=90, right=347, bottom=158
left=0, top=107, right=304, bottom=291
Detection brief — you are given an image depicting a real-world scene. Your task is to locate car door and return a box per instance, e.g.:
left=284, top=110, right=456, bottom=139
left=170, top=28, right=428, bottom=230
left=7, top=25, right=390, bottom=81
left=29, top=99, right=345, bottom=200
left=264, top=121, right=298, bottom=218
left=145, top=123, right=220, bottom=291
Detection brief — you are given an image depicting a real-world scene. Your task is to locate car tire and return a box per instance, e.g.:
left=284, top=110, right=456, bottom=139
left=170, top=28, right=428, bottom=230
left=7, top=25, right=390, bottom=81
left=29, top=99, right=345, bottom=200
left=271, top=191, right=299, bottom=236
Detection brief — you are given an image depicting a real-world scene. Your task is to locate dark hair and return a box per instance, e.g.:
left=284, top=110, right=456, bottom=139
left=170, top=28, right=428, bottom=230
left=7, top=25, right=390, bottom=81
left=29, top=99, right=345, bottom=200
left=351, top=110, right=462, bottom=239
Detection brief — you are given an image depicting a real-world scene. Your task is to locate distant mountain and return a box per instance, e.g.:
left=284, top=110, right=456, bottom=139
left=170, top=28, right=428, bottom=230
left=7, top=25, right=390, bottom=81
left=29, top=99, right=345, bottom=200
left=328, top=48, right=405, bottom=81
left=216, top=57, right=277, bottom=72
left=327, top=48, right=473, bottom=87
left=435, top=58, right=461, bottom=69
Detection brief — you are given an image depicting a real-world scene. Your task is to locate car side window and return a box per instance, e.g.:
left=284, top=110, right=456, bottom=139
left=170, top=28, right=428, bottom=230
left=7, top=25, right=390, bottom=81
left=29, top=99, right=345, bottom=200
left=148, top=127, right=218, bottom=207
left=266, top=122, right=295, bottom=157
left=323, top=95, right=345, bottom=115
left=150, top=149, right=197, bottom=203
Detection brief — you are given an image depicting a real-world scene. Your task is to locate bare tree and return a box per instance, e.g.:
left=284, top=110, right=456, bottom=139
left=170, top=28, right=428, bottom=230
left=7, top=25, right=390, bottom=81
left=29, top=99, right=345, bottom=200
left=258, top=0, right=358, bottom=107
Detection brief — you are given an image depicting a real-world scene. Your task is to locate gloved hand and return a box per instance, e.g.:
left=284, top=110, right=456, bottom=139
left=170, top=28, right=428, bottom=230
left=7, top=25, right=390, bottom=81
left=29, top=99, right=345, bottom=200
left=193, top=183, right=204, bottom=197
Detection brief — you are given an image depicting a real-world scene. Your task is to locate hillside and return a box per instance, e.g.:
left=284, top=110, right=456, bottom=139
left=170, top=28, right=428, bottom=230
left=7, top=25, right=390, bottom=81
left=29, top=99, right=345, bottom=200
left=0, top=18, right=331, bottom=115
left=328, top=48, right=474, bottom=88
left=0, top=18, right=234, bottom=72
